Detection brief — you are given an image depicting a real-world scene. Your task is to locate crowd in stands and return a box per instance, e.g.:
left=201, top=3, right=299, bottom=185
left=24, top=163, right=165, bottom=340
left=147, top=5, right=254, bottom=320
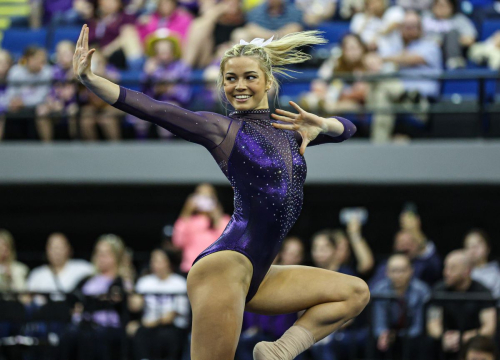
left=0, top=0, right=499, bottom=142
left=0, top=183, right=499, bottom=360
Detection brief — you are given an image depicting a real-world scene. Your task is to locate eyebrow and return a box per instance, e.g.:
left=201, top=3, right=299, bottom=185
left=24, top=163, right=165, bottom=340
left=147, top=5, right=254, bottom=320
left=225, top=71, right=259, bottom=76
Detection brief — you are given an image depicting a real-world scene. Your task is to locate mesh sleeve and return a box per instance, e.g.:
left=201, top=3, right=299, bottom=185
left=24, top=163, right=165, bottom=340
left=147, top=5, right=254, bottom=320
left=111, top=86, right=231, bottom=149
left=291, top=116, right=357, bottom=147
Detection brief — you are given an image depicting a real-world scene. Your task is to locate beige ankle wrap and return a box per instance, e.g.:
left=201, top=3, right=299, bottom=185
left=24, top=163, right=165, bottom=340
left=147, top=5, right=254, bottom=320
left=253, top=325, right=316, bottom=360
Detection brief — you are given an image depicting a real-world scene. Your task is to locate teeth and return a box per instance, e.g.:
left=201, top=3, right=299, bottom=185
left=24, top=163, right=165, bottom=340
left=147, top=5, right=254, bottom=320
left=235, top=95, right=251, bottom=99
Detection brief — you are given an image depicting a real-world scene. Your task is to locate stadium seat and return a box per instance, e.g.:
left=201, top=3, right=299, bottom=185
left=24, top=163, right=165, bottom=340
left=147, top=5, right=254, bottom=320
left=1, top=28, right=47, bottom=57
left=48, top=26, right=82, bottom=53
left=316, top=21, right=350, bottom=46
left=481, top=19, right=500, bottom=40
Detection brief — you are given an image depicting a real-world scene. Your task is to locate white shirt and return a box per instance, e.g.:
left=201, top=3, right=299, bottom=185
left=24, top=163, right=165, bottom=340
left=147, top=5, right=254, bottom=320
left=27, top=259, right=94, bottom=293
left=350, top=6, right=405, bottom=57
left=135, top=273, right=190, bottom=329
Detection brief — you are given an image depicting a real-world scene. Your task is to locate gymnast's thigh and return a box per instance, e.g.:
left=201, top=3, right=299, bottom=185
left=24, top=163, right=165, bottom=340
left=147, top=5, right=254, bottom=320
left=245, top=265, right=366, bottom=315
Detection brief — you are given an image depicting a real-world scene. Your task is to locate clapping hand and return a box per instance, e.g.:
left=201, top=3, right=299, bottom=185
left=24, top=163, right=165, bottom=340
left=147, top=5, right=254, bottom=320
left=73, top=24, right=96, bottom=81
left=271, top=101, right=326, bottom=156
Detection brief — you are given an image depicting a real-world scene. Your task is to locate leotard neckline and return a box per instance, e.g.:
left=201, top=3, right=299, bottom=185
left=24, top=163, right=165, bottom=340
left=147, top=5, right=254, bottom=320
left=229, top=109, right=271, bottom=120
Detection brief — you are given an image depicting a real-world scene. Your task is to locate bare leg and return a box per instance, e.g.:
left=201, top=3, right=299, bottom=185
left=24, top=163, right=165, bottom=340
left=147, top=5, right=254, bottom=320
left=246, top=265, right=370, bottom=358
left=183, top=13, right=217, bottom=68
left=119, top=25, right=143, bottom=60
left=187, top=251, right=253, bottom=360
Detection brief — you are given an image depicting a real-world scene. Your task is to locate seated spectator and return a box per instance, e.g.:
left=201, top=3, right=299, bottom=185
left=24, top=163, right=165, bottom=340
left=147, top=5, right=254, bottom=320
left=367, top=10, right=442, bottom=143
left=371, top=254, right=431, bottom=360
left=460, top=336, right=498, bottom=360
left=427, top=250, right=496, bottom=360
left=463, top=229, right=500, bottom=299
left=184, top=0, right=246, bottom=68
left=78, top=49, right=123, bottom=141
left=172, top=183, right=231, bottom=273
left=370, top=229, right=442, bottom=287
left=468, top=31, right=500, bottom=70
left=36, top=41, right=79, bottom=141
left=422, top=0, right=477, bottom=69
left=28, top=0, right=95, bottom=28
left=136, top=0, right=194, bottom=48
left=237, top=238, right=304, bottom=360
left=339, top=0, right=365, bottom=19
left=233, top=0, right=303, bottom=45
left=311, top=229, right=356, bottom=275
left=4, top=46, right=52, bottom=141
left=300, top=34, right=371, bottom=115
left=27, top=233, right=94, bottom=293
left=294, top=0, right=337, bottom=27
left=60, top=234, right=130, bottom=360
left=130, top=31, right=192, bottom=139
left=399, top=204, right=442, bottom=286
left=0, top=229, right=28, bottom=292
left=0, top=50, right=14, bottom=141
left=335, top=216, right=375, bottom=278
left=396, top=0, right=433, bottom=11
left=88, top=0, right=144, bottom=70
left=350, top=0, right=405, bottom=55
left=129, top=248, right=189, bottom=360
left=273, top=236, right=305, bottom=265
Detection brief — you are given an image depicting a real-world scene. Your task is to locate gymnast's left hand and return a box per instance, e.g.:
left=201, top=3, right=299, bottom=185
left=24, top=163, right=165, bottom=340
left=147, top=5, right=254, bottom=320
left=271, top=100, right=325, bottom=156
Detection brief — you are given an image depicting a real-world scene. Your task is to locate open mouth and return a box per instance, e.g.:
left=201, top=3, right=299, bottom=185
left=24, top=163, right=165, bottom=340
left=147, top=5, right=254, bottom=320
left=234, top=95, right=252, bottom=102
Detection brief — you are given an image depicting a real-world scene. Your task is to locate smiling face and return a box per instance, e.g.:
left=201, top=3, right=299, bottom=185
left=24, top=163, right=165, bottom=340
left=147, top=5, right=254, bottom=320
left=223, top=56, right=272, bottom=111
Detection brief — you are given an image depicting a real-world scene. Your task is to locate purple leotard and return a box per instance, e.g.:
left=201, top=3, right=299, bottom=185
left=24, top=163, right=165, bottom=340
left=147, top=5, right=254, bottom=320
left=112, top=86, right=356, bottom=302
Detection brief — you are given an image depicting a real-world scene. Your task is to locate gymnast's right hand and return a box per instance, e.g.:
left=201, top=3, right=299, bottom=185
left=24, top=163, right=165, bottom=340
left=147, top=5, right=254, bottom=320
left=73, top=24, right=96, bottom=82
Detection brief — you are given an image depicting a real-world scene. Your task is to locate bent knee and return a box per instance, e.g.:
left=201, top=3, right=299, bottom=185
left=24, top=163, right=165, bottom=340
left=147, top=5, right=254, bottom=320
left=348, top=278, right=370, bottom=315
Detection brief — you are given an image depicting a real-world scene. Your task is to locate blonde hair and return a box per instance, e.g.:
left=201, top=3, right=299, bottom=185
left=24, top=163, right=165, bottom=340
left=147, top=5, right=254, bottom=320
left=0, top=229, right=16, bottom=263
left=92, top=234, right=125, bottom=272
left=217, top=30, right=328, bottom=106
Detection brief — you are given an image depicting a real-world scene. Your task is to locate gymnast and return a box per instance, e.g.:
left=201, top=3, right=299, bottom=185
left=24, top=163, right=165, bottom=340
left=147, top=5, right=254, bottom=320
left=74, top=24, right=370, bottom=360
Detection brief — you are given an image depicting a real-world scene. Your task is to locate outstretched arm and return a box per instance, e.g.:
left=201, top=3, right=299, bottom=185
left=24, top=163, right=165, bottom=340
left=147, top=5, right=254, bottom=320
left=74, top=24, right=230, bottom=148
left=271, top=101, right=357, bottom=155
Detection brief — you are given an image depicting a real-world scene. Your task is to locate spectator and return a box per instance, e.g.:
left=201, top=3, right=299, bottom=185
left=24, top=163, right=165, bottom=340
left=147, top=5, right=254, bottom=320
left=233, top=0, right=303, bottom=45
left=463, top=229, right=500, bottom=299
left=184, top=0, right=246, bottom=68
left=130, top=248, right=189, bottom=360
left=294, top=0, right=337, bottom=27
left=339, top=0, right=365, bottom=19
left=78, top=49, right=123, bottom=141
left=371, top=254, right=431, bottom=360
left=172, top=183, right=231, bottom=273
left=335, top=217, right=375, bottom=277
left=88, top=0, right=144, bottom=70
left=427, top=250, right=496, bottom=360
left=37, top=41, right=79, bottom=141
left=28, top=0, right=95, bottom=28
left=60, top=234, right=130, bottom=360
left=300, top=34, right=371, bottom=115
left=350, top=0, right=405, bottom=55
left=468, top=31, right=500, bottom=70
left=0, top=229, right=28, bottom=292
left=396, top=0, right=433, bottom=11
left=311, top=229, right=356, bottom=275
left=367, top=10, right=442, bottom=143
left=237, top=238, right=304, bottom=360
left=136, top=0, right=194, bottom=47
left=460, top=336, right=498, bottom=360
left=0, top=50, right=14, bottom=141
left=4, top=46, right=52, bottom=140
left=27, top=232, right=94, bottom=293
left=274, top=236, right=305, bottom=265
left=422, top=0, right=478, bottom=69
left=399, top=205, right=442, bottom=286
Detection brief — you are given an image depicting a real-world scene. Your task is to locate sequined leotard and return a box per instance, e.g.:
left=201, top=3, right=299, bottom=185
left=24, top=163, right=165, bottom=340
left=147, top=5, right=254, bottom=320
left=112, top=86, right=356, bottom=302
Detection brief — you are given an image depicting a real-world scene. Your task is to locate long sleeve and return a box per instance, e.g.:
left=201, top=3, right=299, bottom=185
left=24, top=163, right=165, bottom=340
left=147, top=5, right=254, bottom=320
left=111, top=86, right=232, bottom=149
left=291, top=116, right=357, bottom=147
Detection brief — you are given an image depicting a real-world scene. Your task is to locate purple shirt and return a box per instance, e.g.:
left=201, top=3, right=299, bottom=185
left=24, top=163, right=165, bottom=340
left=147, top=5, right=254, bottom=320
left=89, top=12, right=136, bottom=47
left=80, top=275, right=121, bottom=328
left=142, top=60, right=192, bottom=106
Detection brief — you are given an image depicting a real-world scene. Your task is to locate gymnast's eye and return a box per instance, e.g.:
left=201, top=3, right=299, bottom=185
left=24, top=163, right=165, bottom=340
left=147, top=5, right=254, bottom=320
left=226, top=76, right=235, bottom=81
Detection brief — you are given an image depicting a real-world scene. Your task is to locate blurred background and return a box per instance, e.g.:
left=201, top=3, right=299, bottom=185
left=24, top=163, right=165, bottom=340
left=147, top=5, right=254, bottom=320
left=0, top=0, right=499, bottom=359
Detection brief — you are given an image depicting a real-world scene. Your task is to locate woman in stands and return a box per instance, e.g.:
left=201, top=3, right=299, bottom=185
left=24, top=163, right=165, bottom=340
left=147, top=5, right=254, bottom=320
left=74, top=24, right=369, bottom=360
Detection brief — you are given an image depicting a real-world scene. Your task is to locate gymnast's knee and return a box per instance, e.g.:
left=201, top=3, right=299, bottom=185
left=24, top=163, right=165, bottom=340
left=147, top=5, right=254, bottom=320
left=348, top=278, right=370, bottom=316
